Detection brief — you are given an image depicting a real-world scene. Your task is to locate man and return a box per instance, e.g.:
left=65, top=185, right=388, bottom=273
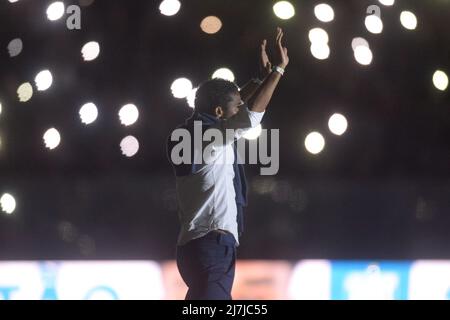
left=167, top=27, right=289, bottom=300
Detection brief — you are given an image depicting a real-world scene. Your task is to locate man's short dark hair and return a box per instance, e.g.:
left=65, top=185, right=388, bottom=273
left=194, top=78, right=239, bottom=115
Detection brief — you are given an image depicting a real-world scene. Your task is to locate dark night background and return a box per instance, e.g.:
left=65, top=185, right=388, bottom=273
left=0, top=0, right=449, bottom=261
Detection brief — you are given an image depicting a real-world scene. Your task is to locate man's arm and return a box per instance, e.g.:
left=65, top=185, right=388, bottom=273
left=248, top=27, right=289, bottom=113
left=209, top=27, right=289, bottom=139
left=204, top=28, right=289, bottom=148
left=239, top=39, right=273, bottom=103
left=239, top=79, right=262, bottom=103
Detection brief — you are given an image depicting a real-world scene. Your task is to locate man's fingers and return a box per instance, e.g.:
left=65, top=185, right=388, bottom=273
left=283, top=47, right=288, bottom=56
left=276, top=27, right=282, bottom=43
left=261, top=39, right=266, bottom=52
left=276, top=30, right=284, bottom=52
left=277, top=32, right=284, bottom=52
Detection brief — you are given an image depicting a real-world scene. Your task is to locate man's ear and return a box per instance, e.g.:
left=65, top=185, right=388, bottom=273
left=214, top=106, right=224, bottom=118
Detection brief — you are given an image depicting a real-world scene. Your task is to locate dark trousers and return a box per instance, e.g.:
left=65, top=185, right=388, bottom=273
left=176, top=231, right=237, bottom=300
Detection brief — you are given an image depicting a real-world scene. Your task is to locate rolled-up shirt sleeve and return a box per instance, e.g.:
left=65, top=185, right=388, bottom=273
left=234, top=108, right=265, bottom=140
left=247, top=109, right=265, bottom=128
left=201, top=107, right=265, bottom=164
left=213, top=107, right=265, bottom=142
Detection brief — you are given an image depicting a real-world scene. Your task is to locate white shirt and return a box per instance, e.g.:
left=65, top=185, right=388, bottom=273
left=173, top=107, right=265, bottom=246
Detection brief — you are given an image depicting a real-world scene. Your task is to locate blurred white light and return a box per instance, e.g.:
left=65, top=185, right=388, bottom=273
left=314, top=4, right=334, bottom=23
left=120, top=135, right=139, bottom=157
left=34, top=70, right=53, bottom=91
left=433, top=70, right=449, bottom=91
left=186, top=87, right=198, bottom=108
left=79, top=102, right=98, bottom=125
left=7, top=38, right=23, bottom=57
left=310, top=42, right=330, bottom=60
left=352, top=37, right=370, bottom=51
left=308, top=28, right=329, bottom=44
left=365, top=15, right=383, bottom=34
left=378, top=0, right=394, bottom=6
left=17, top=82, right=33, bottom=102
left=305, top=132, right=325, bottom=155
left=119, top=104, right=139, bottom=126
left=243, top=124, right=262, bottom=140
left=0, top=102, right=2, bottom=115
left=400, top=11, right=417, bottom=30
left=43, top=128, right=61, bottom=150
left=0, top=193, right=16, bottom=215
left=354, top=46, right=373, bottom=66
left=212, top=68, right=235, bottom=82
left=81, top=41, right=100, bottom=61
left=328, top=113, right=348, bottom=136
left=159, top=0, right=181, bottom=16
left=171, top=78, right=193, bottom=99
left=8, top=0, right=20, bottom=3
left=46, top=1, right=65, bottom=21
left=273, top=1, right=295, bottom=20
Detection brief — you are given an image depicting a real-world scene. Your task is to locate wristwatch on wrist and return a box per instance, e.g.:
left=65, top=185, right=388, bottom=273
left=272, top=65, right=285, bottom=76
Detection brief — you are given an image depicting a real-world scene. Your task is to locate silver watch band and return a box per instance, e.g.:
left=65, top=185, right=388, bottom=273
left=272, top=65, right=285, bottom=76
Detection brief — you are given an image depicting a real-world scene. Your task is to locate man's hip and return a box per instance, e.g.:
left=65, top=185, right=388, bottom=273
left=176, top=230, right=237, bottom=300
